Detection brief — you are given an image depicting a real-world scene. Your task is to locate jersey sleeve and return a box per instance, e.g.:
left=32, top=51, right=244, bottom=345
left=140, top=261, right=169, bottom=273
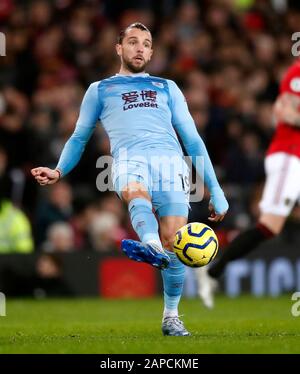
left=56, top=82, right=101, bottom=177
left=167, top=79, right=221, bottom=193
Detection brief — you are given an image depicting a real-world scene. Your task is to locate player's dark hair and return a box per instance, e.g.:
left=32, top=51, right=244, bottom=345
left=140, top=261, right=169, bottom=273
left=117, top=22, right=151, bottom=44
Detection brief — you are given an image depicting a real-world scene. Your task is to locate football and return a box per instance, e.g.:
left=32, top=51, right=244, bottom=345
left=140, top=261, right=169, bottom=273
left=173, top=222, right=219, bottom=267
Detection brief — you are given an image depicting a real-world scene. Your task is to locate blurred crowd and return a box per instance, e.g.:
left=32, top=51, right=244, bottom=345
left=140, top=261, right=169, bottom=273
left=1, top=0, right=300, bottom=254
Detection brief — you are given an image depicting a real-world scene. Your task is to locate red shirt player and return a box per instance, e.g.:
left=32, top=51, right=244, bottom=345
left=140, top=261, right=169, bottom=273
left=268, top=59, right=300, bottom=158
left=261, top=59, right=300, bottom=227
left=197, top=59, right=300, bottom=308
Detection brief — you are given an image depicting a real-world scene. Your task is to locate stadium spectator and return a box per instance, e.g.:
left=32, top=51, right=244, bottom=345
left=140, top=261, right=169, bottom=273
left=42, top=222, right=75, bottom=253
left=0, top=147, right=33, bottom=253
left=35, top=181, right=73, bottom=245
left=88, top=212, right=126, bottom=253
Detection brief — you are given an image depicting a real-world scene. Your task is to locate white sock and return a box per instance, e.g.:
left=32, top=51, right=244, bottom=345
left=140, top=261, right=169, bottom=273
left=163, top=308, right=178, bottom=319
left=146, top=239, right=165, bottom=254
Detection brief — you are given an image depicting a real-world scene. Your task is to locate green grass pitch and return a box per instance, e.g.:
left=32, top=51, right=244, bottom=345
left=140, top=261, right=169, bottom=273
left=0, top=295, right=300, bottom=353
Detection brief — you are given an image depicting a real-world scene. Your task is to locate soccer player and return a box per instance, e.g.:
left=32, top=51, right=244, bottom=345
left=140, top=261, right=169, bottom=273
left=197, top=58, right=300, bottom=309
left=31, top=23, right=228, bottom=336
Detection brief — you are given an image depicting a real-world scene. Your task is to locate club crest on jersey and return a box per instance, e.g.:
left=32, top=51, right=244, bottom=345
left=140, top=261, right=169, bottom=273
left=151, top=81, right=164, bottom=88
left=290, top=78, right=300, bottom=92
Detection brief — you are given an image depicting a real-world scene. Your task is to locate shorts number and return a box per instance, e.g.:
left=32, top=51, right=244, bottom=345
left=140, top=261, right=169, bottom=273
left=179, top=173, right=190, bottom=193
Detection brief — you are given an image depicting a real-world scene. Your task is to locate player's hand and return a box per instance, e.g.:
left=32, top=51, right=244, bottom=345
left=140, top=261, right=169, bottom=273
left=208, top=187, right=229, bottom=222
left=208, top=203, right=225, bottom=222
left=273, top=93, right=300, bottom=127
left=31, top=167, right=60, bottom=186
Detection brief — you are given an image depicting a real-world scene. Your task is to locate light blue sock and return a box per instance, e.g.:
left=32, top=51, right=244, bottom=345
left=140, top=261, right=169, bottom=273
left=128, top=198, right=162, bottom=245
left=161, top=250, right=185, bottom=318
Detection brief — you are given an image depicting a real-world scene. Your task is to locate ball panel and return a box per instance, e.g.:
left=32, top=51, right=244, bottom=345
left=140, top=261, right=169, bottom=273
left=173, top=222, right=219, bottom=268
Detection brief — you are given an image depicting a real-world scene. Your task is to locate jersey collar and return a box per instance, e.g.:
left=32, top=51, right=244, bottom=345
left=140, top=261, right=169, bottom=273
left=115, top=73, right=149, bottom=77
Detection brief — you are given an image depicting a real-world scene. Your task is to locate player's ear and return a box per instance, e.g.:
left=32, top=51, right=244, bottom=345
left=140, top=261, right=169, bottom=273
left=116, top=44, right=122, bottom=56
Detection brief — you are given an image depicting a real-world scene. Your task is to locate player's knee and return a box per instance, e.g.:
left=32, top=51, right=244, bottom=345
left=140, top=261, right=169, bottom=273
left=258, top=214, right=286, bottom=236
left=121, top=182, right=150, bottom=203
left=161, top=238, right=174, bottom=251
left=161, top=231, right=176, bottom=251
left=267, top=225, right=281, bottom=236
left=123, top=190, right=148, bottom=202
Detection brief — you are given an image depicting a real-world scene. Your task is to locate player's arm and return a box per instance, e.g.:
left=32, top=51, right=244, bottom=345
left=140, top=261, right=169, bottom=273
left=168, top=80, right=229, bottom=222
left=31, top=82, right=101, bottom=186
left=273, top=92, right=300, bottom=127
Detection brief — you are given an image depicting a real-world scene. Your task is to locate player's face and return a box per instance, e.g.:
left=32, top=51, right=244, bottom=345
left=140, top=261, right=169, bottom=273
left=116, top=28, right=153, bottom=73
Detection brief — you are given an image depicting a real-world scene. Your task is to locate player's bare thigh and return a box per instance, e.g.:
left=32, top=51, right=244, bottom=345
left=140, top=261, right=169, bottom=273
left=258, top=152, right=300, bottom=235
left=159, top=216, right=188, bottom=252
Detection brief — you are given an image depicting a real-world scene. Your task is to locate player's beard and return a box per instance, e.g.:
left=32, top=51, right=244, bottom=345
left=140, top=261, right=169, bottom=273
left=122, top=55, right=148, bottom=73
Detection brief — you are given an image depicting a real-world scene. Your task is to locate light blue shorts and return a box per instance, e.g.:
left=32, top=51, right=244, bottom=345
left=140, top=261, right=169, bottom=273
left=112, top=149, right=190, bottom=218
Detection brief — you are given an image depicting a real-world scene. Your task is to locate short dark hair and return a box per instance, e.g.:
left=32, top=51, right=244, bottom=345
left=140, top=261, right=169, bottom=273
left=117, top=22, right=151, bottom=44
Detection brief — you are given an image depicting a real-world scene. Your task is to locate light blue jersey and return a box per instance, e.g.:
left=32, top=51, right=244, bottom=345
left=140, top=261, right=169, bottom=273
left=98, top=74, right=183, bottom=158
left=56, top=73, right=228, bottom=215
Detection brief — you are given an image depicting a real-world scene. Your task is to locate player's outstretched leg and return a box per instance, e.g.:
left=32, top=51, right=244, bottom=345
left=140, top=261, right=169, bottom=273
left=208, top=222, right=275, bottom=279
left=159, top=215, right=190, bottom=336
left=122, top=198, right=170, bottom=269
left=161, top=250, right=190, bottom=336
left=195, top=266, right=218, bottom=309
left=197, top=222, right=275, bottom=308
